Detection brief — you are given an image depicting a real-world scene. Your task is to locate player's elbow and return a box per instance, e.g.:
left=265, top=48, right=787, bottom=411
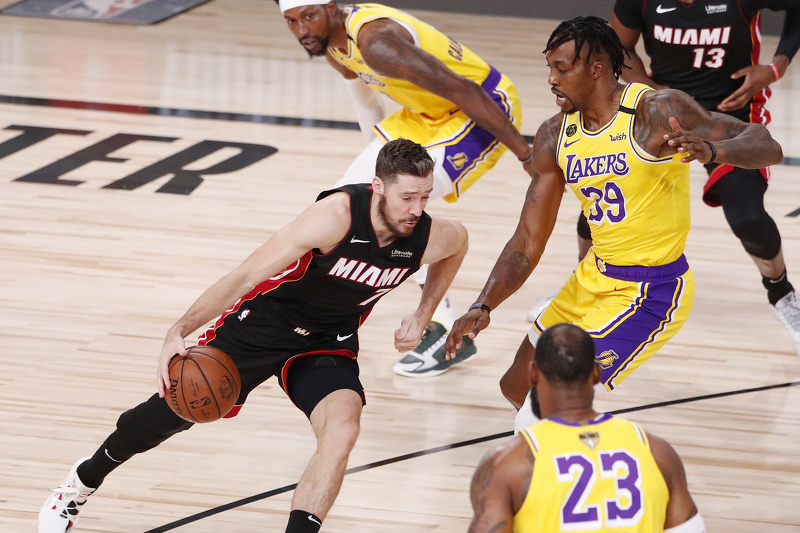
left=770, top=140, right=784, bottom=166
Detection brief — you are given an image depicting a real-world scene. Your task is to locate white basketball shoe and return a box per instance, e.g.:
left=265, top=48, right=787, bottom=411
left=38, top=457, right=95, bottom=533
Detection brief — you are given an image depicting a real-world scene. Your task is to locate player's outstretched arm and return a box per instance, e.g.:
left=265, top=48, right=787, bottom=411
left=467, top=436, right=533, bottom=533
left=394, top=217, right=468, bottom=352
left=356, top=19, right=534, bottom=174
left=642, top=89, right=783, bottom=168
left=157, top=193, right=352, bottom=396
left=445, top=116, right=565, bottom=357
left=648, top=432, right=706, bottom=532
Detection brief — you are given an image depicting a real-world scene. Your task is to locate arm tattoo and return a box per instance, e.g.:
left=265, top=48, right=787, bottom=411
left=636, top=90, right=747, bottom=145
left=500, top=249, right=533, bottom=290
left=471, top=454, right=495, bottom=515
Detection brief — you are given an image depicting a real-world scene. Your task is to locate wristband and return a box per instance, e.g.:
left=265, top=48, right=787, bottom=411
left=518, top=152, right=534, bottom=164
left=469, top=303, right=491, bottom=314
left=768, top=63, right=781, bottom=82
left=703, top=140, right=717, bottom=164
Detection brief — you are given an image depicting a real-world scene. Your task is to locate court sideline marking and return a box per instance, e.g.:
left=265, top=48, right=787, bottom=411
left=143, top=379, right=800, bottom=533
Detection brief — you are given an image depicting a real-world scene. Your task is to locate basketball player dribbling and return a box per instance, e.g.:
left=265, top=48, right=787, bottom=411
left=467, top=324, right=706, bottom=533
left=446, top=17, right=783, bottom=431
left=37, top=139, right=469, bottom=533
left=277, top=0, right=533, bottom=377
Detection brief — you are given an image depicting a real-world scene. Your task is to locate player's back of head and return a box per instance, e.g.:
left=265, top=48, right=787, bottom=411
left=535, top=323, right=596, bottom=384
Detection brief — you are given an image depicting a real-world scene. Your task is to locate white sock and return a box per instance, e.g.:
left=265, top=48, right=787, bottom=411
left=412, top=264, right=428, bottom=285
left=514, top=391, right=539, bottom=434
left=432, top=290, right=459, bottom=331
left=412, top=265, right=459, bottom=331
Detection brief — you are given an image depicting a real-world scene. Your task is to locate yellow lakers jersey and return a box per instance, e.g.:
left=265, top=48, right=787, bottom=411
left=515, top=414, right=669, bottom=533
left=557, top=83, right=690, bottom=266
left=328, top=4, right=493, bottom=120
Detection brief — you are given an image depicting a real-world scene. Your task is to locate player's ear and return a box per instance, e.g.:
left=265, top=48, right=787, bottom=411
left=325, top=1, right=338, bottom=16
left=528, top=358, right=539, bottom=388
left=590, top=363, right=602, bottom=385
left=372, top=175, right=385, bottom=194
left=591, top=59, right=604, bottom=80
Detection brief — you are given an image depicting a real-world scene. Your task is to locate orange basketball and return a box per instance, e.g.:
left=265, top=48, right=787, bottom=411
left=166, top=345, right=241, bottom=423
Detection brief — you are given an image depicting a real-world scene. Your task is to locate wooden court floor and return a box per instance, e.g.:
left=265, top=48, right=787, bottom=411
left=0, top=1, right=798, bottom=531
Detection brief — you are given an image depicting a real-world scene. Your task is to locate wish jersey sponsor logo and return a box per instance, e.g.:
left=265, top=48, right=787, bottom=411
left=653, top=25, right=731, bottom=45
left=328, top=257, right=409, bottom=287
left=564, top=152, right=630, bottom=184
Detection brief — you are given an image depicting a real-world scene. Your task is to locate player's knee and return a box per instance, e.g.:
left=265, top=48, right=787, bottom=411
left=112, top=397, right=193, bottom=458
left=725, top=209, right=781, bottom=259
left=320, top=417, right=361, bottom=455
left=726, top=209, right=769, bottom=241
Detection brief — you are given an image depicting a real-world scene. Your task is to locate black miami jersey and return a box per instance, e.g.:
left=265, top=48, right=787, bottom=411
left=202, top=183, right=432, bottom=347
left=614, top=0, right=799, bottom=118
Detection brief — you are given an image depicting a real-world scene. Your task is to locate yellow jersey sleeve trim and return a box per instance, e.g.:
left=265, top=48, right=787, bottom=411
left=555, top=113, right=569, bottom=163
left=519, top=426, right=539, bottom=456
left=624, top=83, right=675, bottom=163
left=631, top=420, right=649, bottom=446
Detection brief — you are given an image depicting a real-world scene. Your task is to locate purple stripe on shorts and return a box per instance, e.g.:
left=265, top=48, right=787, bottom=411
left=591, top=275, right=686, bottom=388
left=441, top=66, right=508, bottom=184
left=595, top=254, right=689, bottom=282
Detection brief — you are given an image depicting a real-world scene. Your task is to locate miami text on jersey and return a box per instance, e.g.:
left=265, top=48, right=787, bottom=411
left=653, top=25, right=732, bottom=45
left=328, top=257, right=410, bottom=287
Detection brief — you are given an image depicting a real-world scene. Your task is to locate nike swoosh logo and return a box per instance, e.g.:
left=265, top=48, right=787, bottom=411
left=308, top=515, right=322, bottom=526
left=656, top=5, right=676, bottom=13
left=350, top=236, right=369, bottom=244
left=337, top=333, right=354, bottom=341
left=563, top=139, right=580, bottom=148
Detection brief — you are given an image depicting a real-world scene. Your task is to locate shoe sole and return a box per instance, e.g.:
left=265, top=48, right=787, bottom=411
left=392, top=349, right=477, bottom=378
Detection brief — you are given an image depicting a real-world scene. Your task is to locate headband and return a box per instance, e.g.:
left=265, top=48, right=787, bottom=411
left=279, top=0, right=331, bottom=13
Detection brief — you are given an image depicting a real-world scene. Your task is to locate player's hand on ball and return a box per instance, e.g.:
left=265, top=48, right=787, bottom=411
left=157, top=332, right=187, bottom=398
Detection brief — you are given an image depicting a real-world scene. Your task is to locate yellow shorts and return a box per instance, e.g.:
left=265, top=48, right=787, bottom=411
left=373, top=67, right=522, bottom=203
left=530, top=250, right=694, bottom=390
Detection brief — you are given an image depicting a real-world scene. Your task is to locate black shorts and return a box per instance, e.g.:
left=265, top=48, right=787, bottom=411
left=201, top=302, right=365, bottom=419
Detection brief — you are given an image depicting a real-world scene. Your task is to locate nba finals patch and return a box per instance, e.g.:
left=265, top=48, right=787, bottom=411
left=2, top=0, right=210, bottom=25
left=579, top=432, right=600, bottom=450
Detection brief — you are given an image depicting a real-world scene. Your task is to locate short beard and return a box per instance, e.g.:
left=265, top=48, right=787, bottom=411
left=303, top=35, right=330, bottom=58
left=377, top=195, right=415, bottom=238
left=529, top=386, right=542, bottom=419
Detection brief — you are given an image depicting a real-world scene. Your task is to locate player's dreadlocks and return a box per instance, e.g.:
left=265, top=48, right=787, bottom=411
left=544, top=16, right=630, bottom=80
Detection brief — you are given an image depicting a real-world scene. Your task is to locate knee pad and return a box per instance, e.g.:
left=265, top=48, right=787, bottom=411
left=110, top=394, right=193, bottom=460
left=724, top=209, right=781, bottom=259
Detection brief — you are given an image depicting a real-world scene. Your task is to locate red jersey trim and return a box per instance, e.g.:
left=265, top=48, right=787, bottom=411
left=198, top=251, right=315, bottom=346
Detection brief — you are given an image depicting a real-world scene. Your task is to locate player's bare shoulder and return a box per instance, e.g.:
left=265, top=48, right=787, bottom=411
left=634, top=88, right=708, bottom=155
left=297, top=190, right=353, bottom=253
left=471, top=434, right=535, bottom=515
left=533, top=112, right=564, bottom=160
left=422, top=217, right=468, bottom=265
